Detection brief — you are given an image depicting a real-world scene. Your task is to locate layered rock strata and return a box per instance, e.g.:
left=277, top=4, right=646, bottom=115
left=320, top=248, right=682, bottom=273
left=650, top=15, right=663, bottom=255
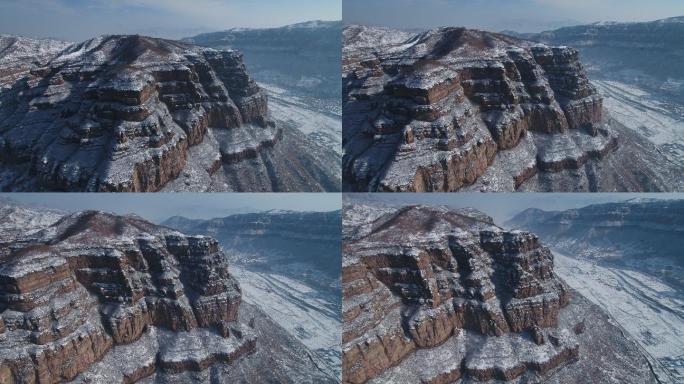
left=0, top=34, right=293, bottom=191
left=342, top=204, right=583, bottom=383
left=0, top=208, right=255, bottom=383
left=342, top=26, right=617, bottom=192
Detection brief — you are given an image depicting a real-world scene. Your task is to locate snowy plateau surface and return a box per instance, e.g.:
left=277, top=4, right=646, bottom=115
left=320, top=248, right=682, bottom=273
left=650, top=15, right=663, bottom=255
left=554, top=251, right=684, bottom=383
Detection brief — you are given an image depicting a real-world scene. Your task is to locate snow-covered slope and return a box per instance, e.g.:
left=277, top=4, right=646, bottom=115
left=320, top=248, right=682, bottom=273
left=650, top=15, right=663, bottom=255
left=0, top=34, right=71, bottom=88
left=594, top=80, right=684, bottom=164
left=342, top=24, right=415, bottom=54
left=232, top=266, right=341, bottom=380
left=508, top=199, right=684, bottom=383
left=554, top=251, right=684, bottom=383
left=0, top=34, right=70, bottom=67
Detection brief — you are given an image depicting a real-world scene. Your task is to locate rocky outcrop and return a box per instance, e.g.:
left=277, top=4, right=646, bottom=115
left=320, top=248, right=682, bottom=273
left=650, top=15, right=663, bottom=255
left=342, top=204, right=580, bottom=383
left=0, top=34, right=271, bottom=192
left=162, top=209, right=343, bottom=380
left=0, top=207, right=255, bottom=383
left=343, top=25, right=618, bottom=192
left=0, top=34, right=339, bottom=192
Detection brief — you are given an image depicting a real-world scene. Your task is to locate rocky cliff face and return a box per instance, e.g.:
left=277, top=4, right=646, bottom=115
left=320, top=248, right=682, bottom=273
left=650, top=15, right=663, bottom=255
left=0, top=204, right=333, bottom=383
left=0, top=34, right=340, bottom=192
left=342, top=26, right=624, bottom=192
left=342, top=203, right=658, bottom=383
left=342, top=204, right=577, bottom=383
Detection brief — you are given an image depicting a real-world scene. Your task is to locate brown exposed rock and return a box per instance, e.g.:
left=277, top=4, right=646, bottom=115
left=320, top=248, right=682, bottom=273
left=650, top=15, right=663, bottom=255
left=0, top=209, right=254, bottom=383
left=0, top=35, right=278, bottom=192
left=342, top=204, right=578, bottom=383
left=343, top=26, right=617, bottom=192
left=532, top=326, right=545, bottom=345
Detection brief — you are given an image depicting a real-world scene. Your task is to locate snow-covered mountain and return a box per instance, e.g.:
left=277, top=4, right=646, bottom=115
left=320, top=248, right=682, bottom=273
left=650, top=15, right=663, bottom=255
left=342, top=24, right=682, bottom=192
left=508, top=16, right=684, bottom=178
left=341, top=202, right=659, bottom=383
left=0, top=33, right=341, bottom=192
left=0, top=201, right=336, bottom=383
left=0, top=34, right=70, bottom=68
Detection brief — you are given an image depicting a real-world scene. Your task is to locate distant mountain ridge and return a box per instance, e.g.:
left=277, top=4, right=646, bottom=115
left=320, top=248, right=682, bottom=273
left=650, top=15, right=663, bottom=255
left=507, top=199, right=684, bottom=288
left=162, top=209, right=342, bottom=280
left=184, top=20, right=342, bottom=100
left=508, top=16, right=684, bottom=99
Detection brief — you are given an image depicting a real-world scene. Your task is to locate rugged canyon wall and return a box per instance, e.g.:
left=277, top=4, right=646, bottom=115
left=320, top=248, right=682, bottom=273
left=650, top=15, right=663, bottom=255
left=0, top=35, right=270, bottom=191
left=342, top=202, right=659, bottom=383
left=0, top=34, right=335, bottom=192
left=342, top=26, right=618, bottom=192
left=342, top=204, right=580, bottom=383
left=0, top=206, right=254, bottom=383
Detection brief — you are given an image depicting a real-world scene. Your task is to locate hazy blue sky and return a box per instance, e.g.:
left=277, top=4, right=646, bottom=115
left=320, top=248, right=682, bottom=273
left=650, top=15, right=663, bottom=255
left=1, top=193, right=341, bottom=223
left=344, top=0, right=684, bottom=32
left=345, top=193, right=684, bottom=224
left=0, top=0, right=341, bottom=41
